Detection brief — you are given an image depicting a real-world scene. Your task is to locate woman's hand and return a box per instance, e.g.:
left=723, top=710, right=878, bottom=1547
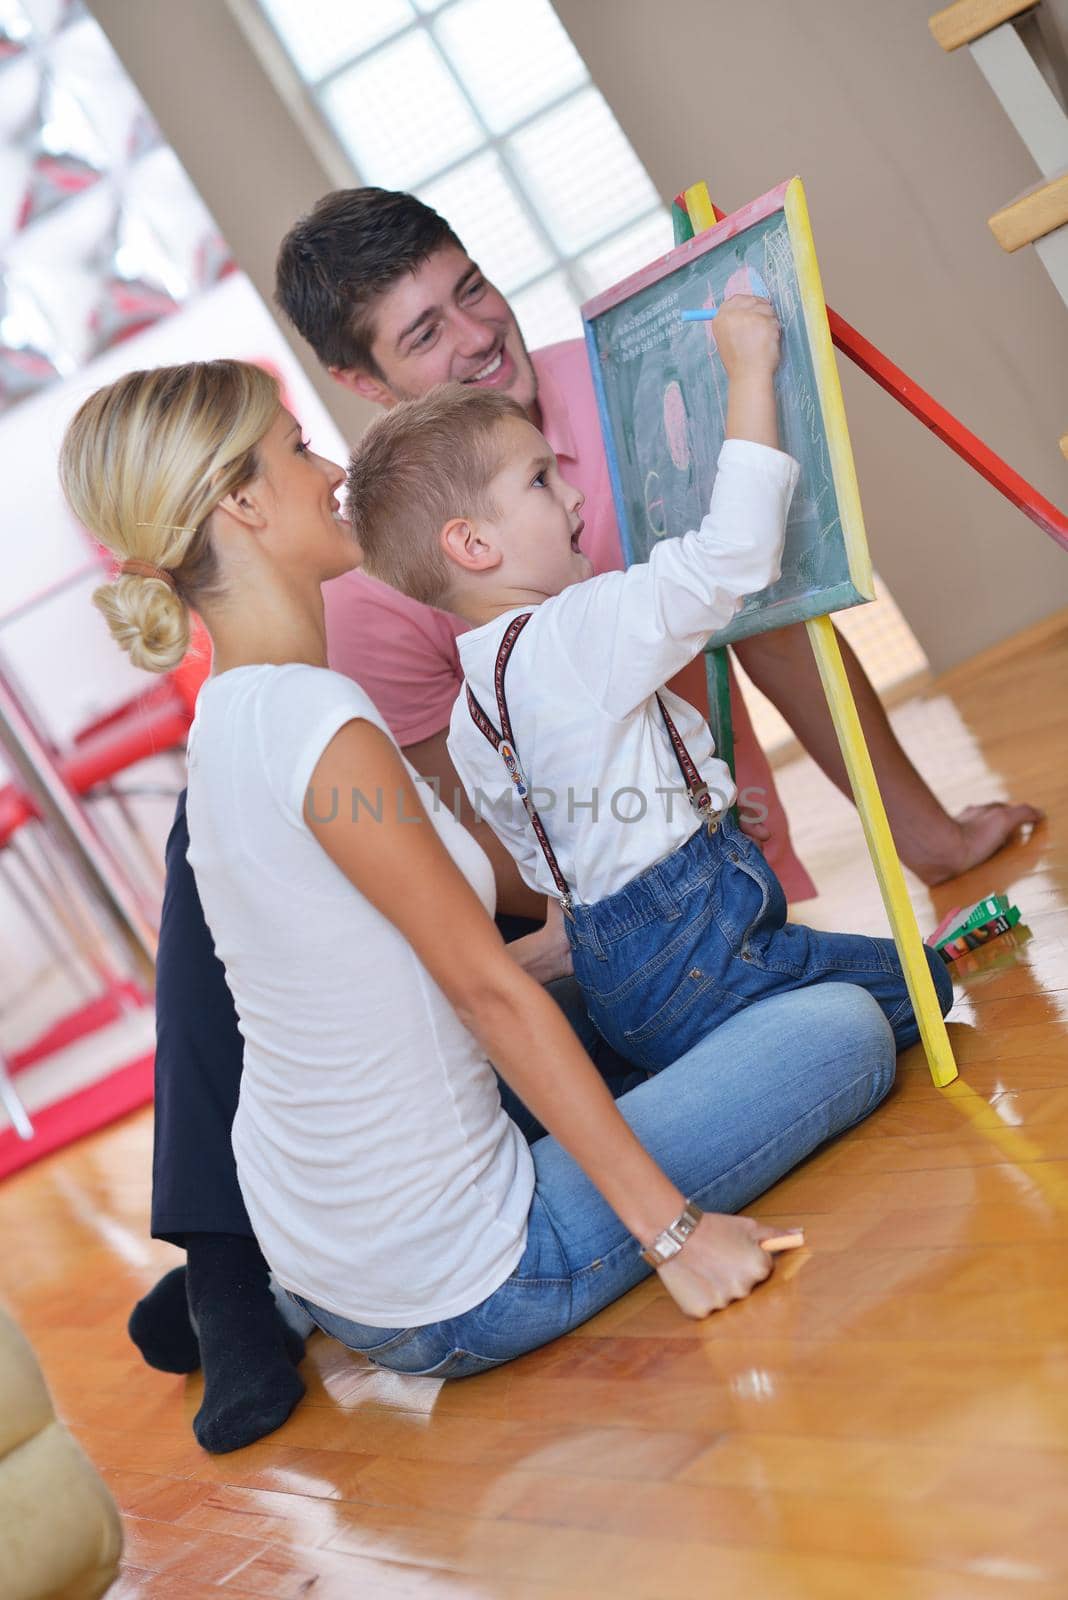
left=654, top=1212, right=777, bottom=1318
left=507, top=897, right=573, bottom=985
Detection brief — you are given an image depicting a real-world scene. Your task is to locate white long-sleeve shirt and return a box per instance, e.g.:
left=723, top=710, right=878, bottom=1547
left=448, top=439, right=799, bottom=907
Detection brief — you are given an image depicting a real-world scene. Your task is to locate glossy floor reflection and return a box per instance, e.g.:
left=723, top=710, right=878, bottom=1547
left=1, top=617, right=1066, bottom=1598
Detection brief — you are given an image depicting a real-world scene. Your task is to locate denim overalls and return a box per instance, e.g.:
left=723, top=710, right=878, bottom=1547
left=468, top=613, right=952, bottom=1070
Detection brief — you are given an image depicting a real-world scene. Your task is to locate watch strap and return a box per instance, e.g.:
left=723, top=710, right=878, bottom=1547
left=639, top=1201, right=703, bottom=1267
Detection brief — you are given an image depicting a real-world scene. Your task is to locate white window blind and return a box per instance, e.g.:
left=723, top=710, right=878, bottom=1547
left=254, top=0, right=671, bottom=347
left=251, top=0, right=930, bottom=707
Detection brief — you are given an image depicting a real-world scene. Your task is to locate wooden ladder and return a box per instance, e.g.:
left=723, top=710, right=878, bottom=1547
left=930, top=0, right=1068, bottom=457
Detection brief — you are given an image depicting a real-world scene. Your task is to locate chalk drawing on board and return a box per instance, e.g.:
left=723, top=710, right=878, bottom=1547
left=634, top=344, right=722, bottom=550
left=643, top=469, right=665, bottom=539
left=663, top=381, right=690, bottom=470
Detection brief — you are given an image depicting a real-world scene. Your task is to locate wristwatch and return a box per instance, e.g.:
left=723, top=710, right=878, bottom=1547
left=639, top=1201, right=703, bottom=1267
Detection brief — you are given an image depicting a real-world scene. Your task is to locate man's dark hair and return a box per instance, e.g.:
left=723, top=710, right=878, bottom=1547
left=274, top=187, right=463, bottom=376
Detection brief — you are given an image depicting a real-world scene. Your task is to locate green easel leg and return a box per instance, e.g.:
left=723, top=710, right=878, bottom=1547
left=671, top=200, right=695, bottom=246
left=703, top=645, right=735, bottom=779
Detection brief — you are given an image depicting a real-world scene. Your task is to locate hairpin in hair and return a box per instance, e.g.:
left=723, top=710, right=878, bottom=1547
left=135, top=520, right=196, bottom=534
left=119, top=558, right=178, bottom=592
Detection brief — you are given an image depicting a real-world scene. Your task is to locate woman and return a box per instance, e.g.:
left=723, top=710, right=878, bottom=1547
left=60, top=360, right=896, bottom=1375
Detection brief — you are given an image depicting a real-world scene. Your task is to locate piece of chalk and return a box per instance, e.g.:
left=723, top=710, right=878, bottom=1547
left=760, top=1230, right=805, bottom=1255
left=680, top=308, right=718, bottom=322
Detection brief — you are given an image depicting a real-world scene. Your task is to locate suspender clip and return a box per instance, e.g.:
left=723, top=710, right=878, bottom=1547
left=689, top=782, right=712, bottom=813
left=689, top=782, right=719, bottom=834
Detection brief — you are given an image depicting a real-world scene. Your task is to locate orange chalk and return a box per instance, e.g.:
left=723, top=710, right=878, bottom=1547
left=761, top=1230, right=806, bottom=1254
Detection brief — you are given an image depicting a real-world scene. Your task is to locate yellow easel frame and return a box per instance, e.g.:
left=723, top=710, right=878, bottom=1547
left=683, top=179, right=958, bottom=1088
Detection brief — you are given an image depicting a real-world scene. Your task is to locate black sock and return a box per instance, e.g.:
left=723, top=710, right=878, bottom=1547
left=185, top=1232, right=306, bottom=1454
left=127, top=1262, right=306, bottom=1376
left=128, top=1265, right=201, bottom=1374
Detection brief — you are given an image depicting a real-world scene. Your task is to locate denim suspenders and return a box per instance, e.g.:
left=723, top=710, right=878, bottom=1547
left=465, top=611, right=719, bottom=914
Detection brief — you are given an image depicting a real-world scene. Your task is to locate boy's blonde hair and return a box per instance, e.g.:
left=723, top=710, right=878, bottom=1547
left=347, top=384, right=528, bottom=608
left=59, top=360, right=280, bottom=674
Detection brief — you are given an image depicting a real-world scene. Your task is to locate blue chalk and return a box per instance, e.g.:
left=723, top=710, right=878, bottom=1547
left=681, top=276, right=773, bottom=324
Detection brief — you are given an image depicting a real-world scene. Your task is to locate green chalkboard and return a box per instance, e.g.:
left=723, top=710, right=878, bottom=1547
left=582, top=178, right=874, bottom=646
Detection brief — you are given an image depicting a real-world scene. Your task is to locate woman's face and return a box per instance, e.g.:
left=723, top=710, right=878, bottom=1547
left=254, top=408, right=357, bottom=582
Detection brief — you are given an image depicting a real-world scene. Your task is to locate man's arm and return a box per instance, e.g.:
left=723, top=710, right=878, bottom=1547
left=403, top=726, right=547, bottom=922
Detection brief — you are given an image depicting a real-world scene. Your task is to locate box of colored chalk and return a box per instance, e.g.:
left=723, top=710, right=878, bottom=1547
left=937, top=906, right=1021, bottom=964
left=929, top=894, right=1011, bottom=949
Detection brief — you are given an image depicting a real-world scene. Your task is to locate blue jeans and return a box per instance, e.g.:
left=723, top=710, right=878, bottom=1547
left=567, top=816, right=953, bottom=1071
left=291, top=981, right=896, bottom=1378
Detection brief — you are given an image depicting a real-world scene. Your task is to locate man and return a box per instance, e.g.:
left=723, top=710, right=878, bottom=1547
left=280, top=188, right=1040, bottom=893
left=131, top=189, right=1039, bottom=1453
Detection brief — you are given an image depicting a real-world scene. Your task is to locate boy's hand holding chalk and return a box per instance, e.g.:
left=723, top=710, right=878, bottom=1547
left=688, top=293, right=780, bottom=375
left=680, top=266, right=774, bottom=321
left=689, top=295, right=781, bottom=447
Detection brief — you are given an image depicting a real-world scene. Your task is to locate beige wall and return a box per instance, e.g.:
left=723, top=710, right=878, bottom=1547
left=90, top=0, right=1068, bottom=672
left=555, top=0, right=1068, bottom=670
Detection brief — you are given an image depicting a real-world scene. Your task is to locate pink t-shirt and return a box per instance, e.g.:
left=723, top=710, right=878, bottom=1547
left=323, top=340, right=815, bottom=900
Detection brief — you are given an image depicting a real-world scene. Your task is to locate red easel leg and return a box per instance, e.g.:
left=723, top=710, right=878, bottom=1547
left=828, top=310, right=1068, bottom=554
left=693, top=191, right=1068, bottom=555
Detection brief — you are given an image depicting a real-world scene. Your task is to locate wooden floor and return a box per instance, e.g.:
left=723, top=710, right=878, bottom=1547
left=3, top=618, right=1068, bottom=1600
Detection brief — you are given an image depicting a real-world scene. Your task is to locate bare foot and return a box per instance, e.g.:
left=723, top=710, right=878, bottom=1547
left=916, top=802, right=1045, bottom=887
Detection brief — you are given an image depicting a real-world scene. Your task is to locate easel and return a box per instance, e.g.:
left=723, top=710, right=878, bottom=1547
left=675, top=182, right=960, bottom=1088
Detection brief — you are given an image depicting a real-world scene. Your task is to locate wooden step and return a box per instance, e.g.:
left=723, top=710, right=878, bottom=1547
left=930, top=0, right=1038, bottom=51
left=989, top=171, right=1068, bottom=249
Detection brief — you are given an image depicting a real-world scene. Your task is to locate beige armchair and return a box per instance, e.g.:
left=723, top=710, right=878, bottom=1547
left=0, top=1305, right=122, bottom=1600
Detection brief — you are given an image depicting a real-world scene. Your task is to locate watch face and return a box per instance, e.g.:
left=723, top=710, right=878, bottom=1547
left=643, top=1205, right=702, bottom=1266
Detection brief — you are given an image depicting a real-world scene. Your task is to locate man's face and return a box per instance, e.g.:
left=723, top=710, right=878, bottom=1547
left=335, top=245, right=539, bottom=416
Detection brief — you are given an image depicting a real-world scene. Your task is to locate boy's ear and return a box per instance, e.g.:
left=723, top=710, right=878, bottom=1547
left=441, top=516, right=501, bottom=574
left=330, top=366, right=396, bottom=408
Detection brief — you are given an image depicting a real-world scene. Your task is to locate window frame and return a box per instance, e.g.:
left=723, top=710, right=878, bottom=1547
left=227, top=0, right=670, bottom=338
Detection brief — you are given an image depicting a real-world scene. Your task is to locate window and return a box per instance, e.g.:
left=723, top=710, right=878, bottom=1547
left=251, top=0, right=671, bottom=347
left=245, top=0, right=931, bottom=720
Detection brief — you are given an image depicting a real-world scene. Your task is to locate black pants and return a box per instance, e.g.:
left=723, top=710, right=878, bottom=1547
left=150, top=792, right=542, bottom=1245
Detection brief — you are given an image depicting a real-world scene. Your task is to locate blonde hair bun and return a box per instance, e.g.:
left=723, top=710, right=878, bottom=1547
left=93, top=572, right=190, bottom=675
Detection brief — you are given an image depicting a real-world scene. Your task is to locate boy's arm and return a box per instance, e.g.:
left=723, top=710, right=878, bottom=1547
left=557, top=295, right=796, bottom=720
left=722, top=295, right=781, bottom=447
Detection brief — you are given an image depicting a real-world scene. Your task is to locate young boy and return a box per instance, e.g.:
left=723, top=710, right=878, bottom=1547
left=348, top=293, right=953, bottom=1068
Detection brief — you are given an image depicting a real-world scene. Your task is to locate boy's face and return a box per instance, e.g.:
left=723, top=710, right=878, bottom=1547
left=477, top=417, right=591, bottom=597
left=335, top=245, right=539, bottom=416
